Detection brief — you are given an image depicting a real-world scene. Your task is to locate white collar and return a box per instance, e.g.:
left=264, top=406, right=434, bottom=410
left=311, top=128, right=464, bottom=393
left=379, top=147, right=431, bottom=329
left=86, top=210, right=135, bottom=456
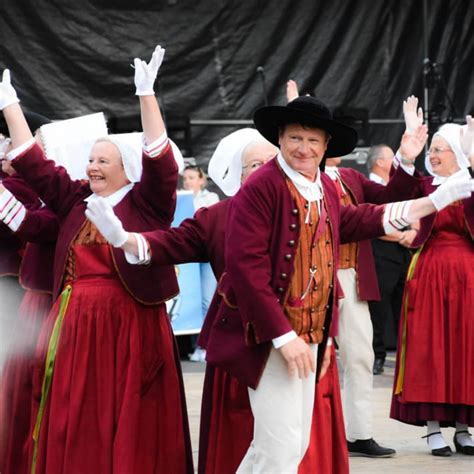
left=84, top=183, right=134, bottom=207
left=369, top=172, right=387, bottom=185
left=324, top=166, right=340, bottom=181
left=431, top=169, right=468, bottom=186
left=277, top=152, right=323, bottom=203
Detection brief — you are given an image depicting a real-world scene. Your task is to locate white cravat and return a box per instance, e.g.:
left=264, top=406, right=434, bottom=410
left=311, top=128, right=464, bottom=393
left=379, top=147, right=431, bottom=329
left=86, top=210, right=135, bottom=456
left=277, top=153, right=323, bottom=221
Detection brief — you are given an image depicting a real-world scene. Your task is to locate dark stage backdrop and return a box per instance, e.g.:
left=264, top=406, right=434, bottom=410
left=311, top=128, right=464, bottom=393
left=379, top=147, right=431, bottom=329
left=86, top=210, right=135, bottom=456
left=0, top=0, right=472, bottom=170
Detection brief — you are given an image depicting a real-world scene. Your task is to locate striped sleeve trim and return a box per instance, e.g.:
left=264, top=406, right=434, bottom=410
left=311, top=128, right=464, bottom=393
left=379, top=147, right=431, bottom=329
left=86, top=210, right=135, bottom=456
left=143, top=131, right=169, bottom=158
left=383, top=200, right=413, bottom=233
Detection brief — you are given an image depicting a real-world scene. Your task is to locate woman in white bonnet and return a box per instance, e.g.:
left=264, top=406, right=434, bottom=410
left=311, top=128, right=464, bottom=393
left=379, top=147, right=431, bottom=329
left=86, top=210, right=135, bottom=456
left=0, top=46, right=193, bottom=474
left=390, top=102, right=474, bottom=457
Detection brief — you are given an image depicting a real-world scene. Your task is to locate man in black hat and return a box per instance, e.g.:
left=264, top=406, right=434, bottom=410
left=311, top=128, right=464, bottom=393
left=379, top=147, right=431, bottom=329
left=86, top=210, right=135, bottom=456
left=197, top=94, right=470, bottom=472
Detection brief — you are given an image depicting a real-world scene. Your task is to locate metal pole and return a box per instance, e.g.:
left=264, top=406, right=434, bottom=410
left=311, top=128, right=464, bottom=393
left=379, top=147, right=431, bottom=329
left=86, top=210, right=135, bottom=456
left=422, top=0, right=429, bottom=135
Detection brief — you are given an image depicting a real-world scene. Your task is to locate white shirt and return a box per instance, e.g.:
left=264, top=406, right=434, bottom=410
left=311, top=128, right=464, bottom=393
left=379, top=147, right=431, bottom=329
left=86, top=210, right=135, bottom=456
left=369, top=172, right=387, bottom=186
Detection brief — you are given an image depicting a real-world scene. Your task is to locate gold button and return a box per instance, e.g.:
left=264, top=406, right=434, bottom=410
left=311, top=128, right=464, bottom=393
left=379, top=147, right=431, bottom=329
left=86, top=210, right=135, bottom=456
left=292, top=209, right=298, bottom=215
left=285, top=254, right=292, bottom=261
left=277, top=287, right=284, bottom=293
left=280, top=273, right=288, bottom=279
left=288, top=240, right=295, bottom=247
left=290, top=224, right=297, bottom=230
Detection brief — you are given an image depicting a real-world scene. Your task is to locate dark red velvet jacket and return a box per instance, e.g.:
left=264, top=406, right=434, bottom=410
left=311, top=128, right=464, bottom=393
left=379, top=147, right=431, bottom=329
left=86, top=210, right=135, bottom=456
left=410, top=175, right=474, bottom=247
left=12, top=143, right=179, bottom=304
left=0, top=173, right=41, bottom=276
left=203, top=159, right=387, bottom=388
left=3, top=174, right=59, bottom=293
left=144, top=199, right=229, bottom=281
left=337, top=166, right=421, bottom=301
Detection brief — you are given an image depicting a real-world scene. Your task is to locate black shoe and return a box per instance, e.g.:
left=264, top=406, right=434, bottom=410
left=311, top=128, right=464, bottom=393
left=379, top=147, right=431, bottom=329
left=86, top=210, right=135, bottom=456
left=422, top=432, right=453, bottom=457
left=454, top=431, right=474, bottom=455
left=347, top=438, right=396, bottom=458
left=373, top=358, right=385, bottom=375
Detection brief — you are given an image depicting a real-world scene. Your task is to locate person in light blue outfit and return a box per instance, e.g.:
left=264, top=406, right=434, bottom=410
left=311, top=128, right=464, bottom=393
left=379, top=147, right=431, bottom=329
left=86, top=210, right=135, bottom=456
left=182, top=164, right=219, bottom=361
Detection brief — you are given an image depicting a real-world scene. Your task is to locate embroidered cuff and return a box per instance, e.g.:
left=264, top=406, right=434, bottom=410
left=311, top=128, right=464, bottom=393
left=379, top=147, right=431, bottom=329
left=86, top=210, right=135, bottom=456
left=6, top=137, right=36, bottom=161
left=272, top=330, right=298, bottom=349
left=0, top=188, right=26, bottom=232
left=143, top=131, right=169, bottom=158
left=383, top=200, right=413, bottom=233
left=124, top=233, right=151, bottom=265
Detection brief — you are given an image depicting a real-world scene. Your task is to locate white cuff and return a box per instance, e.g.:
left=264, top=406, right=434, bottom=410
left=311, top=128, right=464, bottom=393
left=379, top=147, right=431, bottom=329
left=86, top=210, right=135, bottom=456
left=326, top=337, right=333, bottom=346
left=383, top=200, right=413, bottom=233
left=272, top=330, right=298, bottom=349
left=6, top=137, right=36, bottom=161
left=124, top=233, right=151, bottom=265
left=399, top=161, right=415, bottom=175
left=393, top=150, right=401, bottom=168
left=143, top=132, right=169, bottom=158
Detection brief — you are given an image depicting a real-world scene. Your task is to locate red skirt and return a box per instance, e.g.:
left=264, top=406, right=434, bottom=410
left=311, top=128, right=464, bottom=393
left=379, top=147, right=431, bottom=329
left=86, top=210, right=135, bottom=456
left=0, top=290, right=52, bottom=474
left=29, top=276, right=193, bottom=474
left=199, top=346, right=348, bottom=474
left=391, top=224, right=474, bottom=427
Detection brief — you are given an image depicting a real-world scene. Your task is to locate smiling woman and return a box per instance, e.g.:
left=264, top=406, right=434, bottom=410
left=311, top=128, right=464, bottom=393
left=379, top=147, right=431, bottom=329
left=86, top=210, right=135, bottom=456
left=390, top=113, right=474, bottom=457
left=87, top=139, right=130, bottom=195
left=0, top=46, right=193, bottom=474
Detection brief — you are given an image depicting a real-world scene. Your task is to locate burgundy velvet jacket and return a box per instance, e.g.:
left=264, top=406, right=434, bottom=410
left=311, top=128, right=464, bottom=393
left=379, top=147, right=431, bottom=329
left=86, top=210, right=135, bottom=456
left=2, top=173, right=59, bottom=293
left=337, top=166, right=421, bottom=301
left=144, top=199, right=229, bottom=281
left=410, top=176, right=474, bottom=247
left=12, top=143, right=179, bottom=304
left=0, top=173, right=41, bottom=276
left=4, top=173, right=59, bottom=293
left=204, top=159, right=387, bottom=388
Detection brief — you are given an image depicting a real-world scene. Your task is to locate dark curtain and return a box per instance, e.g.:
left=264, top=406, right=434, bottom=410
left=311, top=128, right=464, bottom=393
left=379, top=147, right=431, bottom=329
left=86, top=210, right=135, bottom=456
left=1, top=0, right=472, bottom=166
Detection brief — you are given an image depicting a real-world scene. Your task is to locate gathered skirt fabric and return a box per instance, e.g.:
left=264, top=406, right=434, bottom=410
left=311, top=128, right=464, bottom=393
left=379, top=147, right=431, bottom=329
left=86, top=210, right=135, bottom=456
left=29, top=244, right=193, bottom=474
left=0, top=290, right=52, bottom=474
left=391, top=204, right=474, bottom=427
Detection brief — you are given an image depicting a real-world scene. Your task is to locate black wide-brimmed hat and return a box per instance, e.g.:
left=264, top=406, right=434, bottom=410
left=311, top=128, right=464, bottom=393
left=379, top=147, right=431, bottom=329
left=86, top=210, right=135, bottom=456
left=253, top=96, right=358, bottom=159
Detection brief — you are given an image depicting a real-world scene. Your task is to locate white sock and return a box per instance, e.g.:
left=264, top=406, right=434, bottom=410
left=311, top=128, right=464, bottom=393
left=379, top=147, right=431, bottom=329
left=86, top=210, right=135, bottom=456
left=455, top=423, right=474, bottom=447
left=425, top=421, right=448, bottom=450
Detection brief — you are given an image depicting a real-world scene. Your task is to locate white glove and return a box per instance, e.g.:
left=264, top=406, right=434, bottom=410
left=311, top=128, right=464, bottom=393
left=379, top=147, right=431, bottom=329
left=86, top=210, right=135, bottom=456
left=0, top=70, right=20, bottom=111
left=460, top=115, right=474, bottom=157
left=403, top=95, right=423, bottom=134
left=429, top=169, right=474, bottom=211
left=0, top=135, right=11, bottom=159
left=85, top=198, right=129, bottom=247
left=133, top=45, right=165, bottom=96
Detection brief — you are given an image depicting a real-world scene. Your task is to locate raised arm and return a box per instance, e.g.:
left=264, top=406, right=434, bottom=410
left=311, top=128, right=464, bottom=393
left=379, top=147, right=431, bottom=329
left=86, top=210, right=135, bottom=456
left=0, top=70, right=85, bottom=215
left=131, top=46, right=178, bottom=224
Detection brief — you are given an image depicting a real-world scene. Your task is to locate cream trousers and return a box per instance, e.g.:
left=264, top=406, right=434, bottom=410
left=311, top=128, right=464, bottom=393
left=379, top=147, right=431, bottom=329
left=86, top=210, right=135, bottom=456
left=237, top=344, right=318, bottom=474
left=336, top=267, right=374, bottom=441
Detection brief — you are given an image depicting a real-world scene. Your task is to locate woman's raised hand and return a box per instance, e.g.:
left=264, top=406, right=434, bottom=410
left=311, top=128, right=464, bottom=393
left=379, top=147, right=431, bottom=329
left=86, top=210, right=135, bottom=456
left=399, top=124, right=428, bottom=164
left=133, top=45, right=165, bottom=96
left=0, top=70, right=20, bottom=111
left=286, top=79, right=299, bottom=102
left=403, top=95, right=423, bottom=134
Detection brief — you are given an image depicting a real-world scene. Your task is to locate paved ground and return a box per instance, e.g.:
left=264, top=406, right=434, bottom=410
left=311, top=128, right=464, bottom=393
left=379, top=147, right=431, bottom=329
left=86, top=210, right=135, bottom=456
left=181, top=352, right=474, bottom=473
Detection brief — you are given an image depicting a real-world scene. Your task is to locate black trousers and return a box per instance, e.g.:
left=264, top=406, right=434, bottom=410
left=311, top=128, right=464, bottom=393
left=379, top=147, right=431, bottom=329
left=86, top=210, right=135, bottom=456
left=368, top=240, right=411, bottom=362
